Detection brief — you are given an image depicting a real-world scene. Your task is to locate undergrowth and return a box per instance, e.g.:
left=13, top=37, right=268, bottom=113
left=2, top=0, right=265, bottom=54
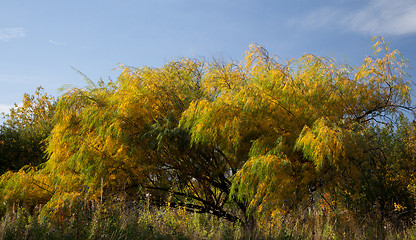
left=1, top=201, right=416, bottom=240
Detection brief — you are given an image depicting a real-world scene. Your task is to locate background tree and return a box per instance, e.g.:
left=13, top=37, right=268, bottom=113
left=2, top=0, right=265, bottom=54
left=0, top=86, right=55, bottom=174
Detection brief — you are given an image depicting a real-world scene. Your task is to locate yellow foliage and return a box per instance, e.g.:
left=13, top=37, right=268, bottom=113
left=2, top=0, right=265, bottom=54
left=1, top=39, right=414, bottom=229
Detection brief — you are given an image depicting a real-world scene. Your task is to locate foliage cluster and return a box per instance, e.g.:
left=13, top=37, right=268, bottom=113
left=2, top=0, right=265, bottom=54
left=0, top=87, right=55, bottom=174
left=0, top=37, right=416, bottom=238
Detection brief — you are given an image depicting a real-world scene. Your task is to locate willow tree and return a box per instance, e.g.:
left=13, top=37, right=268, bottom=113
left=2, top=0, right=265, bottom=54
left=16, top=60, right=248, bottom=222
left=111, top=61, right=247, bottom=222
left=1, top=38, right=414, bottom=229
left=181, top=38, right=415, bottom=226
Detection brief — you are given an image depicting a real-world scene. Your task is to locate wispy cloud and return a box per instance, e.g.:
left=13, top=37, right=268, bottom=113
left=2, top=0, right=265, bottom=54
left=344, top=0, right=416, bottom=35
left=49, top=39, right=67, bottom=46
left=294, top=0, right=416, bottom=36
left=0, top=28, right=26, bottom=41
left=288, top=7, right=341, bottom=30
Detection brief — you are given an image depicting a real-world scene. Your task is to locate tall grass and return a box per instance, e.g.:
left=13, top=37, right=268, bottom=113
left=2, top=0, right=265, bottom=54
left=1, top=200, right=416, bottom=240
left=0, top=199, right=245, bottom=240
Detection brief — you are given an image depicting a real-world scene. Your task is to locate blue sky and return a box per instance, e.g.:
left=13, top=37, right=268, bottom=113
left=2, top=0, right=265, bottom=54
left=1, top=0, right=416, bottom=116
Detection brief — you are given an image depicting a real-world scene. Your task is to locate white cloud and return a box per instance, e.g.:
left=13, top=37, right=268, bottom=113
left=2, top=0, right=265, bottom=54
left=0, top=28, right=26, bottom=41
left=344, top=0, right=416, bottom=35
left=295, top=0, right=416, bottom=36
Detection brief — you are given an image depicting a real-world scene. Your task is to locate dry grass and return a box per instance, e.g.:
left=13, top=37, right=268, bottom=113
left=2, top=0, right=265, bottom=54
left=1, top=201, right=416, bottom=240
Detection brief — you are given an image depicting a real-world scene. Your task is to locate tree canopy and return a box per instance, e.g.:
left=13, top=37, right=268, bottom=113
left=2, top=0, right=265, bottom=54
left=0, top=38, right=415, bottom=229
